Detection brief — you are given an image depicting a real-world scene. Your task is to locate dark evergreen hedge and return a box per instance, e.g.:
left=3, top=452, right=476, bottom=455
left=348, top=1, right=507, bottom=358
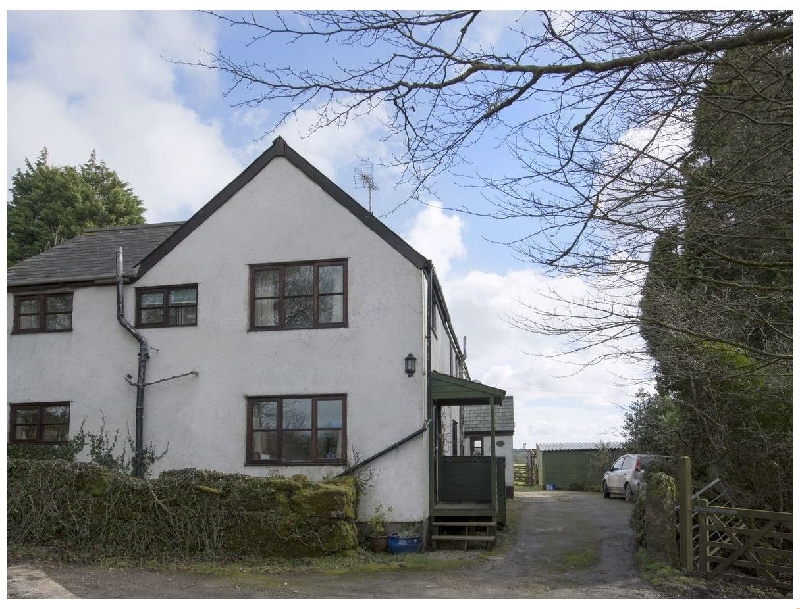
left=7, top=459, right=358, bottom=558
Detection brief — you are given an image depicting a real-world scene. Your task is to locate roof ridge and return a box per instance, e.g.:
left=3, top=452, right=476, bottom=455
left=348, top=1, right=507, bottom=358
left=84, top=221, right=185, bottom=233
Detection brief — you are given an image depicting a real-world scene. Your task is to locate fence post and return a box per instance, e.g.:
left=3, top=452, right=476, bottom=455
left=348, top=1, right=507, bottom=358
left=697, top=499, right=708, bottom=576
left=678, top=455, right=693, bottom=571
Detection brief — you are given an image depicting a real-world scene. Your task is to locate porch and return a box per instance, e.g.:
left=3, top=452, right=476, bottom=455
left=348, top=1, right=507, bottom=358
left=429, top=372, right=507, bottom=548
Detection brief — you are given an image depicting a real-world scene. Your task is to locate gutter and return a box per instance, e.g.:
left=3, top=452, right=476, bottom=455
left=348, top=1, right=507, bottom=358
left=116, top=247, right=149, bottom=479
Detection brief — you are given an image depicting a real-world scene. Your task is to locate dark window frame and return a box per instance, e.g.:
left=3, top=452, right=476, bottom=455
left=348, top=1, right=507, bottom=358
left=9, top=402, right=71, bottom=444
left=246, top=394, right=347, bottom=465
left=12, top=293, right=73, bottom=334
left=135, top=284, right=198, bottom=328
left=249, top=259, right=348, bottom=331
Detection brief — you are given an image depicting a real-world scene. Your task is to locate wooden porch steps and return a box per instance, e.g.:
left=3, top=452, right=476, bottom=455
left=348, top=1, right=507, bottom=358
left=431, top=519, right=497, bottom=550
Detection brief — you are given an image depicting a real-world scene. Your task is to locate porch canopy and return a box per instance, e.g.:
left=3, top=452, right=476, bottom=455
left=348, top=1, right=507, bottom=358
left=430, top=371, right=506, bottom=406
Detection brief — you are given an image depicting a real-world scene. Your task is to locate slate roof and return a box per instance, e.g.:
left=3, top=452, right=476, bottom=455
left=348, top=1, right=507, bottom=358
left=462, top=396, right=515, bottom=434
left=7, top=223, right=183, bottom=287
left=537, top=441, right=623, bottom=452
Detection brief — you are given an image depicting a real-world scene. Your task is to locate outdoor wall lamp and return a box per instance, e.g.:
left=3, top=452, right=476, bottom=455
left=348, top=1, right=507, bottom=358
left=404, top=353, right=417, bottom=377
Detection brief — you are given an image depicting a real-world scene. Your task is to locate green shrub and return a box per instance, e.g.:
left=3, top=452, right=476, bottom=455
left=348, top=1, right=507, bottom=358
left=8, top=459, right=358, bottom=559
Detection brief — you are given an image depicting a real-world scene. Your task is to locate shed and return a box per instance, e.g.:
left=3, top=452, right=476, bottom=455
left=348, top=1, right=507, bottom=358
left=536, top=441, right=623, bottom=490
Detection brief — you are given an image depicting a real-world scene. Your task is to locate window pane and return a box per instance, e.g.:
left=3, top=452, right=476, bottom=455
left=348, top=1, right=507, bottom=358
left=252, top=430, right=278, bottom=460
left=42, top=425, right=69, bottom=442
left=141, top=309, right=164, bottom=324
left=169, top=288, right=197, bottom=305
left=253, top=401, right=278, bottom=429
left=284, top=297, right=313, bottom=328
left=284, top=265, right=313, bottom=296
left=282, top=431, right=311, bottom=461
left=318, top=265, right=344, bottom=293
left=141, top=293, right=164, bottom=306
left=254, top=269, right=280, bottom=298
left=318, top=295, right=344, bottom=324
left=254, top=299, right=279, bottom=327
left=169, top=306, right=197, bottom=326
left=282, top=398, right=312, bottom=429
left=317, top=430, right=342, bottom=460
left=18, top=298, right=41, bottom=314
left=19, top=315, right=40, bottom=330
left=317, top=399, right=343, bottom=428
left=15, top=425, right=38, bottom=441
left=46, top=313, right=72, bottom=330
left=43, top=406, right=69, bottom=424
left=46, top=295, right=71, bottom=312
left=15, top=409, right=39, bottom=425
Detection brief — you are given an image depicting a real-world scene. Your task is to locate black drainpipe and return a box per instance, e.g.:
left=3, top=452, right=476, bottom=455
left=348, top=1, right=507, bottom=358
left=424, top=260, right=434, bottom=512
left=116, top=247, right=149, bottom=479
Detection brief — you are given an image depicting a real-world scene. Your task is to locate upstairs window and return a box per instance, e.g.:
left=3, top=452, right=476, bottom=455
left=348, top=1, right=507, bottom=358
left=13, top=293, right=73, bottom=333
left=10, top=402, right=70, bottom=443
left=136, top=285, right=198, bottom=328
left=250, top=260, right=347, bottom=330
left=247, top=395, right=346, bottom=465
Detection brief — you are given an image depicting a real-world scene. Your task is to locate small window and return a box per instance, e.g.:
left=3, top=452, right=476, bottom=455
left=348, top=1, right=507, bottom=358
left=10, top=402, right=70, bottom=443
left=247, top=395, right=346, bottom=465
left=250, top=260, right=347, bottom=330
left=470, top=437, right=483, bottom=456
left=13, top=293, right=73, bottom=333
left=136, top=285, right=198, bottom=328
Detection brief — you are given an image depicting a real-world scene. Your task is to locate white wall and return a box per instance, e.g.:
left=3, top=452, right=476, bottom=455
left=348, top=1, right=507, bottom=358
left=7, top=157, right=430, bottom=522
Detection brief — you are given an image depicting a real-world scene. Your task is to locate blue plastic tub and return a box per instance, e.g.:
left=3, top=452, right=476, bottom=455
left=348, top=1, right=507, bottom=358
left=387, top=533, right=422, bottom=554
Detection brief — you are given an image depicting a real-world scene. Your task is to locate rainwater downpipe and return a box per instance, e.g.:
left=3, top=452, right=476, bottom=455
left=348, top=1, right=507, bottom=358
left=116, top=247, right=149, bottom=479
left=424, top=261, right=434, bottom=512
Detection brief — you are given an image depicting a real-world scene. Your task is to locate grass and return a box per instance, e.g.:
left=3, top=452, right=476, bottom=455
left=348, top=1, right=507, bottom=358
left=9, top=542, right=480, bottom=578
left=562, top=548, right=599, bottom=569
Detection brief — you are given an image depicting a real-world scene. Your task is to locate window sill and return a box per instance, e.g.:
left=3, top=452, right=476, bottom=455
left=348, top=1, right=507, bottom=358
left=247, top=325, right=348, bottom=332
left=10, top=328, right=72, bottom=335
left=245, top=461, right=346, bottom=467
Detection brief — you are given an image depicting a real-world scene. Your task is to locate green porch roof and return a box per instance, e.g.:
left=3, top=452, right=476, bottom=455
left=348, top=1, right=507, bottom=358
left=430, top=371, right=506, bottom=406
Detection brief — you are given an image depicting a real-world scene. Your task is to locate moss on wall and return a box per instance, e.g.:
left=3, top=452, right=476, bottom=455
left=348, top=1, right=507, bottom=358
left=7, top=459, right=358, bottom=558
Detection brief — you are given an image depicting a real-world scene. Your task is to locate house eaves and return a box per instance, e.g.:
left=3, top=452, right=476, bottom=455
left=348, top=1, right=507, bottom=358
left=136, top=137, right=428, bottom=279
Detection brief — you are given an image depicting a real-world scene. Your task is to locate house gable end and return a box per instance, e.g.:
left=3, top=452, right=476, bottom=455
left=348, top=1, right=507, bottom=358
left=136, top=137, right=427, bottom=280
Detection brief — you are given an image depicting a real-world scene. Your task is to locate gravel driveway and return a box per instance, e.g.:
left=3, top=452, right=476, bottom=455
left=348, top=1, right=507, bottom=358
left=9, top=490, right=667, bottom=599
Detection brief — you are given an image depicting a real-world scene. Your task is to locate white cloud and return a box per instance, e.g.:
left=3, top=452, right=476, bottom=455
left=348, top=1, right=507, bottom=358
left=7, top=11, right=243, bottom=222
left=403, top=202, right=467, bottom=278
left=404, top=205, right=654, bottom=448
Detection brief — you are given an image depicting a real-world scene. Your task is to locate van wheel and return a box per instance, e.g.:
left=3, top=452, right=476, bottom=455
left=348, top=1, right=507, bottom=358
left=602, top=482, right=610, bottom=499
left=624, top=483, right=634, bottom=502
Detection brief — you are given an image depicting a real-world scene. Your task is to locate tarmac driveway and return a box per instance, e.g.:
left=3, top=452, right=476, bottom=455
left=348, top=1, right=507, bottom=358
left=8, top=490, right=666, bottom=599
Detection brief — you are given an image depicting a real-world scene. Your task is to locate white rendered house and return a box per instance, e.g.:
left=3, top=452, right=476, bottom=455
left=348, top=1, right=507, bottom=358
left=7, top=138, right=509, bottom=538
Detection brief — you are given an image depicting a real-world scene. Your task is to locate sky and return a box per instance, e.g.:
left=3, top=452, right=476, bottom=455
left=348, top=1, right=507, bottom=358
left=5, top=10, right=659, bottom=449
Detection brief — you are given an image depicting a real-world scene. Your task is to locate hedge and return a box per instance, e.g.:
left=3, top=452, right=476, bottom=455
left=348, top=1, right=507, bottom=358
left=7, top=459, right=358, bottom=558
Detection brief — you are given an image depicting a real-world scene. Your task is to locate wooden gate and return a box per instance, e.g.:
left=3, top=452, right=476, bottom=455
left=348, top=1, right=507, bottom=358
left=696, top=502, right=792, bottom=590
left=677, top=457, right=792, bottom=590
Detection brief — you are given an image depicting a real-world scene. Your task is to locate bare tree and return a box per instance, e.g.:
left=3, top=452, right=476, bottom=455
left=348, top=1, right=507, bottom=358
left=191, top=10, right=791, bottom=365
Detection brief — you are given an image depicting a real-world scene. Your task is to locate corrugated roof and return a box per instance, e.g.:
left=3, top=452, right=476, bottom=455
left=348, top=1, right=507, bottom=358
left=7, top=223, right=183, bottom=287
left=462, top=396, right=515, bottom=433
left=537, top=441, right=623, bottom=452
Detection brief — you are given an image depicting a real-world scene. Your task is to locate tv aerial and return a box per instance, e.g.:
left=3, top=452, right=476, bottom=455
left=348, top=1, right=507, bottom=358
left=353, top=160, right=379, bottom=214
